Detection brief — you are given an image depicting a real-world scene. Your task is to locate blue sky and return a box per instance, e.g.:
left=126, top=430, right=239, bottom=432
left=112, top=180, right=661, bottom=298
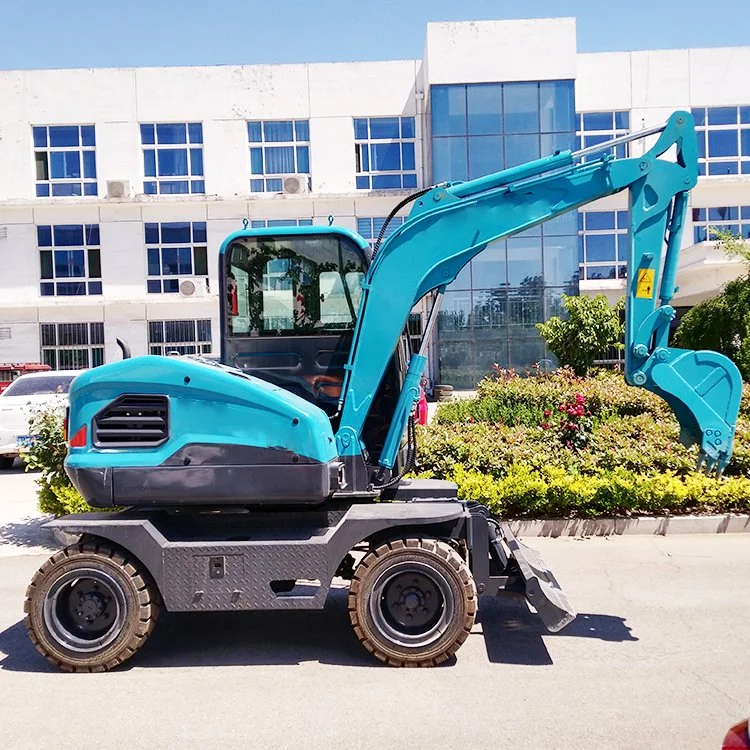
left=2, top=0, right=748, bottom=70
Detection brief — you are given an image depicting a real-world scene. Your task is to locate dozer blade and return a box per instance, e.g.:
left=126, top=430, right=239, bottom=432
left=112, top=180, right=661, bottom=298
left=498, top=523, right=576, bottom=633
left=647, top=349, right=742, bottom=474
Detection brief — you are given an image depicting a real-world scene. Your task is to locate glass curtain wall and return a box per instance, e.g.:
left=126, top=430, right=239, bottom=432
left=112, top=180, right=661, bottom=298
left=430, top=81, right=578, bottom=388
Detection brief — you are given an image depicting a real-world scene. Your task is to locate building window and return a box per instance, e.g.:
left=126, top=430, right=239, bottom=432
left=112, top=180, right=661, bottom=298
left=38, top=224, right=102, bottom=297
left=431, top=81, right=576, bottom=183
left=148, top=319, right=212, bottom=356
left=356, top=216, right=405, bottom=248
left=354, top=117, right=417, bottom=190
left=578, top=210, right=630, bottom=281
left=691, top=107, right=750, bottom=176
left=250, top=219, right=313, bottom=229
left=145, top=222, right=208, bottom=294
left=692, top=206, right=750, bottom=243
left=33, top=125, right=97, bottom=197
left=40, top=322, right=104, bottom=369
left=248, top=120, right=310, bottom=193
left=576, top=111, right=630, bottom=161
left=140, top=123, right=204, bottom=195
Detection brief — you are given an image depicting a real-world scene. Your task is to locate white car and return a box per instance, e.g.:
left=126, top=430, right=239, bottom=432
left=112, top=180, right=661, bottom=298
left=0, top=370, right=81, bottom=469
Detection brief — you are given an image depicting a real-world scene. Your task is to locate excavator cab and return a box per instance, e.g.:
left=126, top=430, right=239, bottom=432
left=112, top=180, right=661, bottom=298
left=221, top=227, right=409, bottom=462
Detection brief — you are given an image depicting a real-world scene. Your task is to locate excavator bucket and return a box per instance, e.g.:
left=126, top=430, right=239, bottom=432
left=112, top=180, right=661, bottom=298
left=498, top=524, right=576, bottom=632
left=646, top=348, right=743, bottom=474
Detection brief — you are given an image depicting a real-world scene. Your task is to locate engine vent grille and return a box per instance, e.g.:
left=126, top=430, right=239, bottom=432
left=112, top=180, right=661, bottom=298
left=93, top=395, right=169, bottom=447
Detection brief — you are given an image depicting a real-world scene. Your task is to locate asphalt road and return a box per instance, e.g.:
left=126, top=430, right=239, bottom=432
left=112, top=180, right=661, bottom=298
left=0, top=471, right=748, bottom=749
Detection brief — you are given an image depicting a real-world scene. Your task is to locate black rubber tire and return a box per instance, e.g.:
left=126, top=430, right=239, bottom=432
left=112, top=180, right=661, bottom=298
left=0, top=456, right=15, bottom=470
left=348, top=538, right=477, bottom=667
left=24, top=539, right=160, bottom=672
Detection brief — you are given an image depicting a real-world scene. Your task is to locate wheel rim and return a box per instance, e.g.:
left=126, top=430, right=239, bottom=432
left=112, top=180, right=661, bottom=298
left=369, top=560, right=455, bottom=648
left=43, top=568, right=127, bottom=653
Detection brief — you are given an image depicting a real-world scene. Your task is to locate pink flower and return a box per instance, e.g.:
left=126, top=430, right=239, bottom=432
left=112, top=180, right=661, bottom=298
left=568, top=423, right=578, bottom=430
left=575, top=393, right=585, bottom=404
left=543, top=409, right=551, bottom=417
left=541, top=423, right=549, bottom=430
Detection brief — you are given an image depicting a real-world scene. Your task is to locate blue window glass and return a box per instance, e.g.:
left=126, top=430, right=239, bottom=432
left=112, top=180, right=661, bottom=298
left=541, top=132, right=575, bottom=155
left=543, top=235, right=578, bottom=286
left=177, top=247, right=192, bottom=275
left=617, top=234, right=629, bottom=260
left=743, top=162, right=750, bottom=175
left=401, top=142, right=415, bottom=171
left=356, top=176, right=370, bottom=190
left=52, top=183, right=83, bottom=197
left=543, top=210, right=578, bottom=236
left=468, top=136, right=503, bottom=180
left=467, top=84, right=503, bottom=136
left=583, top=113, right=613, bottom=131
left=88, top=281, right=102, bottom=295
left=81, top=126, right=95, bottom=147
left=161, top=223, right=191, bottom=244
left=707, top=107, right=738, bottom=126
left=691, top=108, right=706, bottom=126
left=84, top=183, right=98, bottom=196
left=586, top=212, right=616, bottom=231
left=540, top=81, right=575, bottom=133
left=49, top=126, right=80, bottom=147
left=33, top=127, right=47, bottom=148
left=193, top=222, right=207, bottom=243
left=145, top=223, right=160, bottom=244
left=372, top=174, right=402, bottom=189
left=503, top=83, right=539, bottom=134
left=83, top=151, right=96, bottom=179
left=50, top=151, right=81, bottom=179
left=403, top=173, right=417, bottom=188
left=251, top=179, right=265, bottom=192
left=157, top=123, right=187, bottom=144
left=140, top=124, right=155, bottom=144
left=190, top=148, right=203, bottom=176
left=163, top=279, right=179, bottom=293
left=370, top=118, right=400, bottom=140
left=697, top=133, right=706, bottom=160
left=188, top=123, right=202, bottom=144
left=708, top=162, right=738, bottom=175
left=294, top=120, right=309, bottom=141
left=264, top=121, right=294, bottom=142
left=432, top=85, right=467, bottom=136
left=161, top=248, right=178, bottom=275
left=742, top=207, right=750, bottom=220
left=54, top=249, right=85, bottom=278
left=144, top=150, right=156, bottom=177
left=37, top=226, right=52, bottom=246
left=296, top=146, right=310, bottom=173
left=147, top=280, right=161, bottom=294
left=507, top=237, right=543, bottom=285
left=354, top=119, right=368, bottom=139
left=158, top=149, right=189, bottom=176
left=741, top=130, right=750, bottom=157
left=40, top=283, right=54, bottom=296
left=250, top=148, right=263, bottom=174
left=401, top=117, right=415, bottom=138
left=36, top=184, right=50, bottom=197
left=265, top=146, right=295, bottom=173
left=505, top=134, right=540, bottom=168
left=741, top=107, right=750, bottom=125
left=585, top=234, right=617, bottom=262
left=471, top=242, right=506, bottom=287
left=144, top=181, right=157, bottom=194
left=708, top=207, right=738, bottom=221
left=708, top=130, right=738, bottom=158
left=614, top=111, right=630, bottom=130
left=85, top=225, right=100, bottom=245
left=54, top=225, right=84, bottom=246
left=248, top=122, right=262, bottom=142
left=370, top=142, right=401, bottom=171
left=433, top=136, right=467, bottom=182
left=616, top=211, right=629, bottom=230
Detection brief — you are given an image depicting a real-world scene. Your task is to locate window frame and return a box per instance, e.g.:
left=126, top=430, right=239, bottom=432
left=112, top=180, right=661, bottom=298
left=691, top=205, right=750, bottom=243
left=691, top=106, right=750, bottom=176
left=148, top=319, right=212, bottom=356
left=141, top=122, right=205, bottom=195
left=33, top=125, right=97, bottom=198
left=145, top=221, right=209, bottom=294
left=248, top=120, right=310, bottom=193
left=353, top=116, right=418, bottom=191
left=575, top=110, right=630, bottom=163
left=40, top=321, right=104, bottom=369
left=578, top=210, right=630, bottom=281
left=38, top=224, right=102, bottom=297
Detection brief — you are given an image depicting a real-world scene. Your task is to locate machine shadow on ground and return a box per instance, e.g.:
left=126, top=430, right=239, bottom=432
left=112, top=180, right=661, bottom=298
left=0, top=588, right=637, bottom=673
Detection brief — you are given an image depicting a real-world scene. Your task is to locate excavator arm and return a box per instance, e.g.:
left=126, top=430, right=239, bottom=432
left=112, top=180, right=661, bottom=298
left=336, top=111, right=742, bottom=477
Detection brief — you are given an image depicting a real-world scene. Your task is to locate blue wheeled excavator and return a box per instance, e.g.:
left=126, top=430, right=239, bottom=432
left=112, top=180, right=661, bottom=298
left=24, top=111, right=742, bottom=671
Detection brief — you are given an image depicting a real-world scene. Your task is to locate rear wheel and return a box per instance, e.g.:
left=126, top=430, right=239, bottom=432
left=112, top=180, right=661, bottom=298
left=24, top=540, right=160, bottom=672
left=0, top=456, right=15, bottom=470
left=348, top=538, right=477, bottom=667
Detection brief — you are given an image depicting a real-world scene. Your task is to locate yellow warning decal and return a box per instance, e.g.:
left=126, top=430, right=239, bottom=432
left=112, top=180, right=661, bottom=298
left=636, top=268, right=655, bottom=299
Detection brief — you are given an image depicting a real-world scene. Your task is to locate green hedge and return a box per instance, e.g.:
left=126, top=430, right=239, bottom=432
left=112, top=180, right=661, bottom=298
left=415, top=368, right=750, bottom=517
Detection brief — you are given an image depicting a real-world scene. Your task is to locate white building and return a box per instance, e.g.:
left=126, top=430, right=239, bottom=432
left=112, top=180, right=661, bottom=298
left=1, top=17, right=749, bottom=387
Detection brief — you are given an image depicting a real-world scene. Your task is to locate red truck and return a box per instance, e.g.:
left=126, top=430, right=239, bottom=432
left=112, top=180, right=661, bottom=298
left=0, top=363, right=51, bottom=394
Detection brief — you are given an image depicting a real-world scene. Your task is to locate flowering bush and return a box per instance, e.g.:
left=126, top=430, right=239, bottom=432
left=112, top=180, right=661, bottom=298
left=415, top=367, right=750, bottom=517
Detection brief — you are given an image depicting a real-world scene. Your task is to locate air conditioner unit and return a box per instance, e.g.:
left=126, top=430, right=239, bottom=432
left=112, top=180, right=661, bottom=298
left=106, top=180, right=131, bottom=199
left=281, top=174, right=310, bottom=196
left=178, top=277, right=209, bottom=298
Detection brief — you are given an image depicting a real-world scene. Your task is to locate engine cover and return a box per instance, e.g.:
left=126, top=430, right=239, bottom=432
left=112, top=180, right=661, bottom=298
left=64, top=356, right=343, bottom=507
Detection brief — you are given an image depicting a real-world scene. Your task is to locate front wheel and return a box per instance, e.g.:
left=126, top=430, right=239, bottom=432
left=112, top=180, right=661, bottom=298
left=348, top=538, right=477, bottom=667
left=24, top=540, right=160, bottom=672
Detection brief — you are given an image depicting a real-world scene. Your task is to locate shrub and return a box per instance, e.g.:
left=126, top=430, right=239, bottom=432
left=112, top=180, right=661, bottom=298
left=536, top=294, right=624, bottom=375
left=23, top=405, right=96, bottom=516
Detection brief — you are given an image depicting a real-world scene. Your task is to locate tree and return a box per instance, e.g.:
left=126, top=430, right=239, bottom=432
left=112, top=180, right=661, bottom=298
left=536, top=294, right=624, bottom=376
left=673, top=229, right=750, bottom=379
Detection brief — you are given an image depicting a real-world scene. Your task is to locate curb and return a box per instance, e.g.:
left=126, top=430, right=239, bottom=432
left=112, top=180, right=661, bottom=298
left=508, top=514, right=750, bottom=537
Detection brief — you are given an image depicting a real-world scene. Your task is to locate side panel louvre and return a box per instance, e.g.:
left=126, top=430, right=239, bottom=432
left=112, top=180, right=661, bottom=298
left=93, top=395, right=169, bottom=448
